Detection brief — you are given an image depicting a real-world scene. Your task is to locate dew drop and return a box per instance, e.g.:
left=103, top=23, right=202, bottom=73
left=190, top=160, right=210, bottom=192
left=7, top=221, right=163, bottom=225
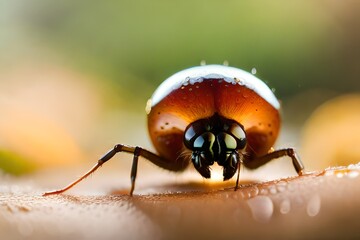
left=276, top=181, right=287, bottom=193
left=247, top=196, right=274, bottom=222
left=251, top=67, right=257, bottom=75
left=336, top=172, right=344, bottom=178
left=269, top=185, right=277, bottom=194
left=223, top=60, right=229, bottom=66
left=324, top=170, right=335, bottom=176
left=346, top=170, right=359, bottom=178
left=306, top=195, right=321, bottom=217
left=259, top=188, right=268, bottom=195
left=287, top=182, right=296, bottom=192
left=200, top=60, right=206, bottom=66
left=348, top=164, right=357, bottom=169
left=279, top=199, right=291, bottom=214
left=247, top=186, right=259, bottom=198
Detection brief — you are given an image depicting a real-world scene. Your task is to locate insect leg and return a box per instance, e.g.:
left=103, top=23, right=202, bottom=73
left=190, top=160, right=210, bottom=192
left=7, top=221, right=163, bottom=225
left=244, top=148, right=305, bottom=175
left=234, top=154, right=244, bottom=191
left=43, top=144, right=178, bottom=196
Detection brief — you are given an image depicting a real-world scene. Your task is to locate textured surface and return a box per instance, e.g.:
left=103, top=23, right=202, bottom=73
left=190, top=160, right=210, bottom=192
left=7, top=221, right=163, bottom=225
left=1, top=163, right=360, bottom=240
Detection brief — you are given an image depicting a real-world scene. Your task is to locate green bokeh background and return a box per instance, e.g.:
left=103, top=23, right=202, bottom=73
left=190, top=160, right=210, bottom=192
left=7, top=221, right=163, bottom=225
left=2, top=1, right=359, bottom=104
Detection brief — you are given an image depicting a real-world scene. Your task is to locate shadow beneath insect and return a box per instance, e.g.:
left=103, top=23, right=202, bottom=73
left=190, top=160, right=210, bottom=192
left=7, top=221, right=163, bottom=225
left=110, top=179, right=258, bottom=197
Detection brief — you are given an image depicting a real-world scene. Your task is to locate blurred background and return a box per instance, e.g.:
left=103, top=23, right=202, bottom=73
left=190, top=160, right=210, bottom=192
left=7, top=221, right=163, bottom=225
left=1, top=0, right=360, bottom=178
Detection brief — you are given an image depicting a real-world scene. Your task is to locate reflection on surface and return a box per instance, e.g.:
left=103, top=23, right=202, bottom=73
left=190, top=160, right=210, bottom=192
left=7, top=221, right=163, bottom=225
left=1, top=163, right=360, bottom=239
left=247, top=195, right=274, bottom=222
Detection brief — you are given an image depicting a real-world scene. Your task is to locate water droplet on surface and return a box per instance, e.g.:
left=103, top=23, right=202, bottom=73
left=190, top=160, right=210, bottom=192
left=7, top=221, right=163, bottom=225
left=269, top=185, right=277, bottom=195
left=183, top=77, right=190, bottom=86
left=348, top=164, right=357, bottom=169
left=336, top=172, right=344, bottom=178
left=251, top=67, right=257, bottom=75
left=276, top=181, right=287, bottom=193
left=346, top=170, right=359, bottom=178
left=247, top=196, right=273, bottom=223
left=259, top=188, right=268, bottom=195
left=247, top=186, right=259, bottom=198
left=223, top=60, right=229, bottom=66
left=306, top=195, right=321, bottom=217
left=200, top=60, right=206, bottom=66
left=234, top=77, right=243, bottom=85
left=280, top=199, right=291, bottom=214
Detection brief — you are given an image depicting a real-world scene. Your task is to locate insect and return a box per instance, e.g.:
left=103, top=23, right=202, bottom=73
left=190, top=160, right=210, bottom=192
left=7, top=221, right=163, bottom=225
left=44, top=65, right=304, bottom=196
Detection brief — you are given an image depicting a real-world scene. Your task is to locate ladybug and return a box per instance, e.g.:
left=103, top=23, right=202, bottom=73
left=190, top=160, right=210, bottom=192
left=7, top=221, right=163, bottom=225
left=44, top=65, right=304, bottom=196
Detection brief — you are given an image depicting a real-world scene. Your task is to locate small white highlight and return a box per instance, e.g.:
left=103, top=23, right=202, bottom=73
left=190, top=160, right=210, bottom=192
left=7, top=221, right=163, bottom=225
left=247, top=196, right=274, bottom=222
left=306, top=195, right=321, bottom=217
left=145, top=99, right=152, bottom=114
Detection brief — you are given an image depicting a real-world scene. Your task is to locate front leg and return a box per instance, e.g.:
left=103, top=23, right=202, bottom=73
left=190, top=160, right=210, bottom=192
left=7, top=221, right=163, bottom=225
left=43, top=144, right=188, bottom=196
left=243, top=148, right=305, bottom=175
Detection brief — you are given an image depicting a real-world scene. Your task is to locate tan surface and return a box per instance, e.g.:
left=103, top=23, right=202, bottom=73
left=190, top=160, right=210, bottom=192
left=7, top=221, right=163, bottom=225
left=1, top=163, right=360, bottom=240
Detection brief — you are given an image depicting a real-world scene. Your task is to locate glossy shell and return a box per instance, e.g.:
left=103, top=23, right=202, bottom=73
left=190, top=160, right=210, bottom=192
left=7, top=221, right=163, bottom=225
left=147, top=65, right=281, bottom=164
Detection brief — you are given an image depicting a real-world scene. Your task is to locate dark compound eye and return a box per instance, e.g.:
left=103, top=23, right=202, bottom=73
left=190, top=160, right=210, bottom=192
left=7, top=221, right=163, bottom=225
left=217, top=132, right=237, bottom=150
left=184, top=125, right=196, bottom=142
left=228, top=124, right=246, bottom=140
left=193, top=132, right=216, bottom=150
left=225, top=124, right=246, bottom=149
left=184, top=119, right=212, bottom=148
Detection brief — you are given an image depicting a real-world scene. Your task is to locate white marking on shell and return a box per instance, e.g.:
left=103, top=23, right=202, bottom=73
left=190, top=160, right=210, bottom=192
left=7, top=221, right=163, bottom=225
left=150, top=65, right=280, bottom=109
